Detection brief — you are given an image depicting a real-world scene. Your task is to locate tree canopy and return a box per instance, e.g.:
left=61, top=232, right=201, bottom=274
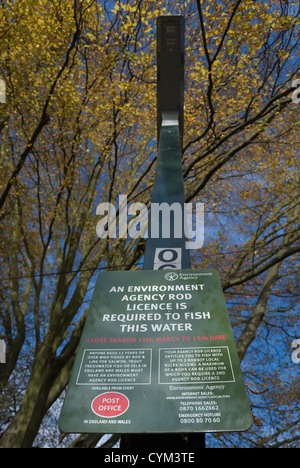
left=0, top=0, right=299, bottom=448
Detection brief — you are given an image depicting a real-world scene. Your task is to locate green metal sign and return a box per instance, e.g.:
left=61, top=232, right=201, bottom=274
left=59, top=269, right=253, bottom=434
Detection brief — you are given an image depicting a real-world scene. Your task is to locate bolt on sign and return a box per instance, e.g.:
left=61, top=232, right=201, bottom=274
left=59, top=269, right=253, bottom=434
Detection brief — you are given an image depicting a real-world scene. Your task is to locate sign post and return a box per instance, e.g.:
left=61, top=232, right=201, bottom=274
left=59, top=16, right=252, bottom=446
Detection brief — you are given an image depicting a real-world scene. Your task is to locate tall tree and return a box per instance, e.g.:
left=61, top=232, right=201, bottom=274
left=0, top=0, right=299, bottom=448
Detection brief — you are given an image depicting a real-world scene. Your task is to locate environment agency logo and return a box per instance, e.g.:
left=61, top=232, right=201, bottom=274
left=165, top=272, right=179, bottom=281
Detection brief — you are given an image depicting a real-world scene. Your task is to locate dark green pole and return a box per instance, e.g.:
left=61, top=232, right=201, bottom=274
left=143, top=112, right=191, bottom=271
